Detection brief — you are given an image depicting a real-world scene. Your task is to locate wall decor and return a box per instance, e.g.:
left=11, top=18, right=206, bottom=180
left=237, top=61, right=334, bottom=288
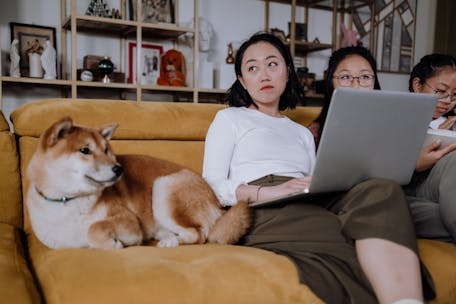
left=131, top=0, right=175, bottom=23
left=351, top=0, right=417, bottom=73
left=128, top=42, right=163, bottom=85
left=10, top=22, right=56, bottom=77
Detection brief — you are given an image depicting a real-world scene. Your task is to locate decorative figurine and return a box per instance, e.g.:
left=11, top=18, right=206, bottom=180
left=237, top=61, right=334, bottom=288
left=41, top=40, right=57, bottom=80
left=98, top=56, right=114, bottom=83
left=9, top=39, right=21, bottom=78
left=199, top=17, right=214, bottom=52
left=86, top=0, right=111, bottom=18
left=157, top=49, right=186, bottom=86
left=225, top=43, right=234, bottom=64
left=340, top=22, right=359, bottom=47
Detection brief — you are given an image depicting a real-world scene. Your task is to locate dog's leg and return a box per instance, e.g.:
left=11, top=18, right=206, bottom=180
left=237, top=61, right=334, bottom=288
left=155, top=226, right=203, bottom=248
left=88, top=216, right=143, bottom=249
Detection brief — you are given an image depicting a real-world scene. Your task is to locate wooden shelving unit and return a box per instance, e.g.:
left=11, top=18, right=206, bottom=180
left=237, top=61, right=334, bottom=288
left=0, top=0, right=228, bottom=110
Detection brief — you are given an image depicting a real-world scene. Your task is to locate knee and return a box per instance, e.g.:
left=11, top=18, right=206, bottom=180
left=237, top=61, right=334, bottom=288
left=358, top=178, right=403, bottom=197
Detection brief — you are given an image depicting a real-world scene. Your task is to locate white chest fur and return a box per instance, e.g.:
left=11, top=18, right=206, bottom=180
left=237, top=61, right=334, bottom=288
left=27, top=187, right=107, bottom=249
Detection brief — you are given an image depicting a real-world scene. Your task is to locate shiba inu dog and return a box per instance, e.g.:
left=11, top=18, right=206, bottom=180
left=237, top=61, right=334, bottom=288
left=26, top=117, right=251, bottom=249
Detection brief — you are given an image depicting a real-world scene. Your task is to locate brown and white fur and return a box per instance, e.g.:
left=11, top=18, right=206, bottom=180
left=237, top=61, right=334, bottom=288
left=26, top=117, right=251, bottom=249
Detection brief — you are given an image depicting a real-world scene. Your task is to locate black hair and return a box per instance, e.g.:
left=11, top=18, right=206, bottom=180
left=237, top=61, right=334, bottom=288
left=314, top=46, right=381, bottom=135
left=225, top=32, right=304, bottom=111
left=408, top=53, right=456, bottom=92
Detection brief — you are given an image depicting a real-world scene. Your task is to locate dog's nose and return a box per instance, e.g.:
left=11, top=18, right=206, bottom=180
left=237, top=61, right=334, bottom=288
left=112, top=165, right=123, bottom=177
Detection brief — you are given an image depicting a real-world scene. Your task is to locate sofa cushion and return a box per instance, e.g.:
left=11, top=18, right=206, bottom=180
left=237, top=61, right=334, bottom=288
left=27, top=233, right=322, bottom=304
left=0, top=223, right=41, bottom=304
left=10, top=99, right=322, bottom=139
left=418, top=239, right=456, bottom=302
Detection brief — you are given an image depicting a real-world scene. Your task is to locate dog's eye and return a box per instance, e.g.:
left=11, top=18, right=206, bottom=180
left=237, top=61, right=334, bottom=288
left=79, top=147, right=91, bottom=155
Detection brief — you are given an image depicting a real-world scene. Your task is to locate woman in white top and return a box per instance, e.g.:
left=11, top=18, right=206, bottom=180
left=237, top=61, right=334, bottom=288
left=406, top=54, right=456, bottom=242
left=203, top=33, right=433, bottom=304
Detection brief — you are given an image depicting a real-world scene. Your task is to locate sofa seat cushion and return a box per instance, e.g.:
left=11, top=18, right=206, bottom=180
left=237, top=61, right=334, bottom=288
left=418, top=239, right=456, bottom=303
left=0, top=223, right=41, bottom=303
left=27, top=235, right=322, bottom=304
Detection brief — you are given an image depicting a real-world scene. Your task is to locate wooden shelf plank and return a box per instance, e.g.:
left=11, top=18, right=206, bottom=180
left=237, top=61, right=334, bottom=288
left=263, top=0, right=371, bottom=12
left=293, top=41, right=333, bottom=54
left=76, top=81, right=135, bottom=89
left=63, top=15, right=192, bottom=39
left=1, top=77, right=72, bottom=86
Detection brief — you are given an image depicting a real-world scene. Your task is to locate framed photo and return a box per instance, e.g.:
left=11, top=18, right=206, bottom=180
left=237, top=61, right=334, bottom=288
left=289, top=22, right=307, bottom=42
left=10, top=22, right=56, bottom=75
left=128, top=42, right=163, bottom=85
left=141, top=0, right=174, bottom=23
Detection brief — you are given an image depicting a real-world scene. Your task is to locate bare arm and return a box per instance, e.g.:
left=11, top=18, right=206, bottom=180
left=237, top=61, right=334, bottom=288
left=236, top=176, right=312, bottom=203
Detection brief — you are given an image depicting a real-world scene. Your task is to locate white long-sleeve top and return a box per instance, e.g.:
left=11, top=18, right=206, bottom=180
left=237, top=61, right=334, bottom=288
left=202, top=107, right=316, bottom=206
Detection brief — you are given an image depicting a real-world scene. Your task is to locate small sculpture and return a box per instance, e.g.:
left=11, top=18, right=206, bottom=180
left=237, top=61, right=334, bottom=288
left=86, top=0, right=110, bottom=17
left=340, top=22, right=359, bottom=47
left=157, top=49, right=186, bottom=86
left=98, top=56, right=114, bottom=83
left=9, top=39, right=21, bottom=77
left=199, top=17, right=214, bottom=52
left=225, top=43, right=234, bottom=64
left=41, top=40, right=57, bottom=80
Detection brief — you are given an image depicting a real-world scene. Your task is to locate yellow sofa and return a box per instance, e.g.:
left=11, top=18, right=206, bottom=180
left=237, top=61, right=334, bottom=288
left=1, top=98, right=455, bottom=304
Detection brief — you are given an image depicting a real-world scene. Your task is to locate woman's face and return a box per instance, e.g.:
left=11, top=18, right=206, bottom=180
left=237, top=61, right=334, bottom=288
left=412, top=66, right=456, bottom=119
left=238, top=41, right=288, bottom=110
left=332, top=54, right=375, bottom=90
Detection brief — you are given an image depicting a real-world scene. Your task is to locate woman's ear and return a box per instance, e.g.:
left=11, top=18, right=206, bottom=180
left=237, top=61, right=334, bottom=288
left=238, top=76, right=247, bottom=90
left=412, top=77, right=423, bottom=93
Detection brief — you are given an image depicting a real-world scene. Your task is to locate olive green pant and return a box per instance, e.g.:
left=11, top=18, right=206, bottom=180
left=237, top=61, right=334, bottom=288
left=405, top=151, right=456, bottom=242
left=240, top=176, right=434, bottom=304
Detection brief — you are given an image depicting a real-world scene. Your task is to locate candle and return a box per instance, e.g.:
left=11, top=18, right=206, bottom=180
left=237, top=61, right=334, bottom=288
left=29, top=53, right=43, bottom=78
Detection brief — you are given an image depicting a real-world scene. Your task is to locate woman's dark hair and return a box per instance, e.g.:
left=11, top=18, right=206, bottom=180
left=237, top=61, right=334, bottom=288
left=314, top=46, right=381, bottom=135
left=408, top=53, right=456, bottom=92
left=226, top=32, right=304, bottom=111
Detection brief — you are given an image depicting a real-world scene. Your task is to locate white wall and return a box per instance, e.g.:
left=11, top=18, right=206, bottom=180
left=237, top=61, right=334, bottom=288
left=0, top=0, right=438, bottom=121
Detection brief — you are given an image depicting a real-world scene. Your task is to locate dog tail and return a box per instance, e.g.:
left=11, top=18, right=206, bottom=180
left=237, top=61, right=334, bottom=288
left=207, top=201, right=252, bottom=245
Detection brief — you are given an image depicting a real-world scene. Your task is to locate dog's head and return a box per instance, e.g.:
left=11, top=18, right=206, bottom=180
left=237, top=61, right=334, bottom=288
left=27, top=117, right=123, bottom=197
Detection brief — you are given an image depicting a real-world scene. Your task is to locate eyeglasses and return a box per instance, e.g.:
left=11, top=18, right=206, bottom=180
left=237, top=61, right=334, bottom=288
left=424, top=82, right=456, bottom=102
left=333, top=74, right=375, bottom=87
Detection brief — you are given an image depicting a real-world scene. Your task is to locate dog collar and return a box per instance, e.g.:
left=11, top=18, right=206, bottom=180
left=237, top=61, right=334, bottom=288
left=34, top=186, right=79, bottom=203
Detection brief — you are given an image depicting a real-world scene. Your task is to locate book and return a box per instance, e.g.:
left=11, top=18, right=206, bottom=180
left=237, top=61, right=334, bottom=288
left=423, top=128, right=456, bottom=149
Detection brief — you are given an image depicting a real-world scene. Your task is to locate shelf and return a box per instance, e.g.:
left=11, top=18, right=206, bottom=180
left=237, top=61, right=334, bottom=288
left=76, top=81, right=135, bottom=89
left=264, top=0, right=371, bottom=12
left=1, top=77, right=72, bottom=86
left=292, top=41, right=333, bottom=54
left=63, top=15, right=193, bottom=39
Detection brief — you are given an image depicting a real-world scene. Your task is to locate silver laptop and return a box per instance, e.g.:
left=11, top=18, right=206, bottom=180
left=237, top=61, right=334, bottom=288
left=251, top=88, right=437, bottom=207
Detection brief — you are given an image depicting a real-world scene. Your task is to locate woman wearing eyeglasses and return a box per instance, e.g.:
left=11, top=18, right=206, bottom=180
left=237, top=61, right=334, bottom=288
left=405, top=53, right=456, bottom=242
left=308, top=46, right=381, bottom=146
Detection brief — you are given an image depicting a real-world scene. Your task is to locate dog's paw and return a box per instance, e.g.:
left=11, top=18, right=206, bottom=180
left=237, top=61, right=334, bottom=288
left=113, top=239, right=124, bottom=249
left=157, top=237, right=179, bottom=248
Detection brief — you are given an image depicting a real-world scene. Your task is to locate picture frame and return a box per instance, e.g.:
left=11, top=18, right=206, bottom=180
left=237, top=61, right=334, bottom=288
left=289, top=22, right=307, bottom=42
left=128, top=42, right=163, bottom=85
left=128, top=0, right=175, bottom=23
left=141, top=0, right=174, bottom=23
left=10, top=22, right=57, bottom=75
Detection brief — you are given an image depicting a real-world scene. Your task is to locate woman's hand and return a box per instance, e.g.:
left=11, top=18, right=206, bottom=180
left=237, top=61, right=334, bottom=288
left=415, top=140, right=456, bottom=171
left=257, top=177, right=312, bottom=201
left=438, top=116, right=456, bottom=130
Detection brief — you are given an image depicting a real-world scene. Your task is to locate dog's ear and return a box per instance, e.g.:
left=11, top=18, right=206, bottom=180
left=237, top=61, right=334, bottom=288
left=99, top=123, right=118, bottom=140
left=42, top=117, right=74, bottom=148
